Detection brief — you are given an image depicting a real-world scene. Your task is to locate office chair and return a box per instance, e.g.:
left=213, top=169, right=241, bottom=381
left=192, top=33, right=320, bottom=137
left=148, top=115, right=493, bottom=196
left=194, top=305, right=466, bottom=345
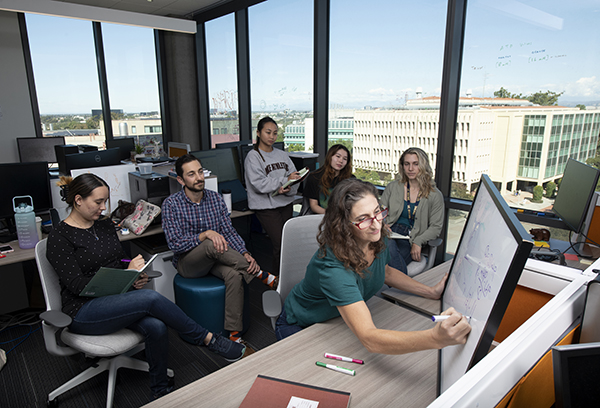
left=262, top=214, right=324, bottom=330
left=35, top=239, right=173, bottom=408
left=406, top=238, right=443, bottom=277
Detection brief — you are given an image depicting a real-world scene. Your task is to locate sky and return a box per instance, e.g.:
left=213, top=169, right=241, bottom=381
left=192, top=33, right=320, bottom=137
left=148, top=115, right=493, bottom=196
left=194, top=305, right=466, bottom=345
left=25, top=0, right=600, bottom=115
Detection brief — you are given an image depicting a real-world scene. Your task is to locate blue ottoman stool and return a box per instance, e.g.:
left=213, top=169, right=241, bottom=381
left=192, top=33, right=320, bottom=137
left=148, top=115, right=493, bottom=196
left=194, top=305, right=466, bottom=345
left=173, top=274, right=250, bottom=342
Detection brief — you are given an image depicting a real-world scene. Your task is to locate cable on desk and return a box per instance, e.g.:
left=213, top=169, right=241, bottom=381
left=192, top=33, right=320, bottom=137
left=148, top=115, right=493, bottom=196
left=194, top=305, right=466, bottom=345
left=563, top=231, right=600, bottom=259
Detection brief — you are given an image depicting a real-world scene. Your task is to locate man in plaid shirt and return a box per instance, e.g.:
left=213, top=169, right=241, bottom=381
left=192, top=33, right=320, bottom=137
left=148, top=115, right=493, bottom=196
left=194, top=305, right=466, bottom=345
left=162, top=154, right=278, bottom=343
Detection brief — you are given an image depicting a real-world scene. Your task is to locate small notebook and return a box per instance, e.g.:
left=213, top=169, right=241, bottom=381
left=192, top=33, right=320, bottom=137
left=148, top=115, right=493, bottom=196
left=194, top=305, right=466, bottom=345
left=239, top=375, right=350, bottom=408
left=390, top=232, right=410, bottom=239
left=79, top=254, right=157, bottom=298
left=271, top=167, right=310, bottom=197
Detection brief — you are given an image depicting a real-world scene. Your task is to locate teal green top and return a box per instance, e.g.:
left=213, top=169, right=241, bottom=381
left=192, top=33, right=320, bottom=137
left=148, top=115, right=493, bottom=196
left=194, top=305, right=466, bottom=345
left=284, top=241, right=390, bottom=328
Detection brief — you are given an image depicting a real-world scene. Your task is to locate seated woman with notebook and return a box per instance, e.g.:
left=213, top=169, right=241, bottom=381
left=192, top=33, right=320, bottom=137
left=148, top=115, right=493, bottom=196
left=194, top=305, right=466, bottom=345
left=46, top=174, right=245, bottom=400
left=276, top=179, right=471, bottom=354
left=380, top=147, right=444, bottom=274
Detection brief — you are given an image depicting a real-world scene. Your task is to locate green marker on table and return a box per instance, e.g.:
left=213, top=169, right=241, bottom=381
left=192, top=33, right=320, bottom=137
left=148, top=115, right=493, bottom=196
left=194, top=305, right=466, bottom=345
left=316, top=361, right=355, bottom=376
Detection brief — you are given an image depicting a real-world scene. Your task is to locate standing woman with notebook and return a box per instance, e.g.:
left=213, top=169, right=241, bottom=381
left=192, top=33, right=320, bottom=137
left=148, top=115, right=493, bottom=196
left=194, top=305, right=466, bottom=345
left=380, top=147, right=444, bottom=274
left=244, top=116, right=302, bottom=274
left=46, top=174, right=245, bottom=400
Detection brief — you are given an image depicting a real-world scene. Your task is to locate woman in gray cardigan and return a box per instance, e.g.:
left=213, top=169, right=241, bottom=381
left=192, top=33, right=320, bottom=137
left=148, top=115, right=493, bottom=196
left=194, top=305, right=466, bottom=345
left=380, top=147, right=444, bottom=274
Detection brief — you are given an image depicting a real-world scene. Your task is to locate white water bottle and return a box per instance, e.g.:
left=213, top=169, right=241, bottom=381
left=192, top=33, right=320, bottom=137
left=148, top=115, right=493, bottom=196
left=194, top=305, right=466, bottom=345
left=13, top=196, right=39, bottom=249
left=222, top=189, right=232, bottom=214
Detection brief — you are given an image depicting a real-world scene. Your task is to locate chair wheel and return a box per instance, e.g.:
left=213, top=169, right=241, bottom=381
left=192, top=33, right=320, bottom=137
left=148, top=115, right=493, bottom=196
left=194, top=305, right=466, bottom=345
left=47, top=398, right=58, bottom=407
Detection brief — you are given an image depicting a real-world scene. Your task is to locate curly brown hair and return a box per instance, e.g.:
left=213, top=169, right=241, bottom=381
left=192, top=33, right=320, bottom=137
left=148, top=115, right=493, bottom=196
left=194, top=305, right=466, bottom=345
left=317, top=178, right=388, bottom=277
left=317, top=144, right=353, bottom=200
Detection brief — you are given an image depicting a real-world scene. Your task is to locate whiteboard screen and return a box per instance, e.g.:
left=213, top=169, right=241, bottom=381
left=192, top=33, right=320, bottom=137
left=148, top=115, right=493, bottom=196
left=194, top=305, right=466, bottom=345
left=71, top=163, right=136, bottom=214
left=440, top=175, right=532, bottom=393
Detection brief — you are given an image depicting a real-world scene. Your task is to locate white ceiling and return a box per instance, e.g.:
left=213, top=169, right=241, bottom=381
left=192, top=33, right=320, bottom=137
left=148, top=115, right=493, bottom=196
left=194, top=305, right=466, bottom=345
left=54, top=0, right=228, bottom=19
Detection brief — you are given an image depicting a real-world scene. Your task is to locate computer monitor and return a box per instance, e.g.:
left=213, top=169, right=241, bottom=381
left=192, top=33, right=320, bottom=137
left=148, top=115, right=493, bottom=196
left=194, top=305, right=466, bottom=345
left=552, top=341, right=600, bottom=408
left=190, top=148, right=241, bottom=183
left=168, top=142, right=191, bottom=159
left=106, top=137, right=135, bottom=161
left=17, top=136, right=66, bottom=165
left=0, top=161, right=53, bottom=220
left=63, top=148, right=121, bottom=174
left=553, top=158, right=600, bottom=234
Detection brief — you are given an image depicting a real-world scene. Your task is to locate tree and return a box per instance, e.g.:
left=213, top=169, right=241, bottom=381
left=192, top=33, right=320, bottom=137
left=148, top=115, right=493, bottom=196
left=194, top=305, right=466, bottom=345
left=287, top=143, right=305, bottom=152
left=544, top=181, right=556, bottom=198
left=328, top=139, right=353, bottom=152
left=494, top=87, right=523, bottom=99
left=354, top=168, right=386, bottom=185
left=527, top=90, right=564, bottom=106
left=451, top=182, right=474, bottom=201
left=532, top=185, right=544, bottom=203
left=576, top=104, right=586, bottom=110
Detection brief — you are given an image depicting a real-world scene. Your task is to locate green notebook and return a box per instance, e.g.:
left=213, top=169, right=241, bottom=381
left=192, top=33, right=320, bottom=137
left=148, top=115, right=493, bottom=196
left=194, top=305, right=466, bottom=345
left=79, top=254, right=157, bottom=298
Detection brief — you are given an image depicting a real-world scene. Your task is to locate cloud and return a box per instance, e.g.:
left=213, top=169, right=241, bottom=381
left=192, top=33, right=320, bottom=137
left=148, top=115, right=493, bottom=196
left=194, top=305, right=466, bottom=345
left=564, top=76, right=600, bottom=98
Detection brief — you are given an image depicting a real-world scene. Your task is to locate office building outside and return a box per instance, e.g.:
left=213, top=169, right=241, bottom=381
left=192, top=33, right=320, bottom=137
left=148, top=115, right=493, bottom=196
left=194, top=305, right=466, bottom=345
left=353, top=97, right=599, bottom=194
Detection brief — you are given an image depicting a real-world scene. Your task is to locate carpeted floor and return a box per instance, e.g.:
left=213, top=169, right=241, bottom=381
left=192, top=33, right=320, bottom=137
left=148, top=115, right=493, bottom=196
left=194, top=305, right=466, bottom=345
left=0, top=218, right=278, bottom=408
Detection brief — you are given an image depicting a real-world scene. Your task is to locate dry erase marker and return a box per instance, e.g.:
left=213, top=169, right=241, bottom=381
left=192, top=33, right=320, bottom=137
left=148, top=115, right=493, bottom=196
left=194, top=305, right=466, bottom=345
left=432, top=315, right=471, bottom=322
left=316, top=361, right=355, bottom=376
left=324, top=353, right=364, bottom=364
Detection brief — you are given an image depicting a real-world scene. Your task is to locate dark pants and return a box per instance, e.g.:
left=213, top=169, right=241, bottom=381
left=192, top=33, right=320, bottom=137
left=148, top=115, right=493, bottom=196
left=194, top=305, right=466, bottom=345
left=275, top=308, right=304, bottom=340
left=387, top=223, right=413, bottom=274
left=254, top=203, right=294, bottom=275
left=70, top=290, right=209, bottom=396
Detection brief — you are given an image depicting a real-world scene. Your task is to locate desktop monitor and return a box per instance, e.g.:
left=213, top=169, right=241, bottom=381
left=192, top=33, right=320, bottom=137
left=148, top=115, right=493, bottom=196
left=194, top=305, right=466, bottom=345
left=168, top=142, right=191, bottom=159
left=190, top=148, right=241, bottom=183
left=552, top=341, right=600, bottom=408
left=439, top=174, right=533, bottom=393
left=17, top=136, right=66, bottom=165
left=63, top=148, right=121, bottom=174
left=0, top=161, right=53, bottom=220
left=106, top=137, right=135, bottom=161
left=553, top=158, right=600, bottom=234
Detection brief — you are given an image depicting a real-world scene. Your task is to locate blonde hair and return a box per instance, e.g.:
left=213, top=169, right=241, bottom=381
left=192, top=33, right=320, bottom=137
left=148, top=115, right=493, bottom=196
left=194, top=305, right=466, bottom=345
left=397, top=147, right=435, bottom=198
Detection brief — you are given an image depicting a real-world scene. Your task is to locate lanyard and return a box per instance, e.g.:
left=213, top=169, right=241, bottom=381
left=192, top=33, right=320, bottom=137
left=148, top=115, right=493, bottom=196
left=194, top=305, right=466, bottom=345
left=406, top=181, right=421, bottom=222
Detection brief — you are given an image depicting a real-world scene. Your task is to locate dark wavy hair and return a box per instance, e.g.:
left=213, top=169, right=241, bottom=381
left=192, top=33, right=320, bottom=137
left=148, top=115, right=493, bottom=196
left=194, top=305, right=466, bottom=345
left=316, top=144, right=353, bottom=199
left=397, top=147, right=436, bottom=198
left=62, top=173, right=109, bottom=209
left=253, top=116, right=278, bottom=162
left=317, top=178, right=388, bottom=277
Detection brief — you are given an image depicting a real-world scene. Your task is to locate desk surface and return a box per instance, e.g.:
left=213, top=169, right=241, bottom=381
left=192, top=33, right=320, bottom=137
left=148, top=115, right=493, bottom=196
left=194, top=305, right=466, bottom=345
left=143, top=297, right=438, bottom=408
left=382, top=261, right=449, bottom=317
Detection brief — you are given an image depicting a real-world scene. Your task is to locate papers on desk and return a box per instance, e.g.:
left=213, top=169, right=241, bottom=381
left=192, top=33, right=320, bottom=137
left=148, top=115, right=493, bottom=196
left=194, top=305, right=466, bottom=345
left=239, top=375, right=350, bottom=408
left=390, top=232, right=409, bottom=239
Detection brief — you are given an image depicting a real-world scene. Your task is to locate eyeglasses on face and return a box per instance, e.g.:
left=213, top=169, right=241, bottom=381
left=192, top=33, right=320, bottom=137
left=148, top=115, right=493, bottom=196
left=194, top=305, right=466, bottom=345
left=350, top=208, right=388, bottom=230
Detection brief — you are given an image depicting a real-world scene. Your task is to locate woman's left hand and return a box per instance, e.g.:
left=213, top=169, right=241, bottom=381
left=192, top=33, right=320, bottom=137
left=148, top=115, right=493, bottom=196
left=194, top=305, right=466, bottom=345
left=410, top=243, right=422, bottom=262
left=278, top=185, right=291, bottom=195
left=133, top=272, right=149, bottom=289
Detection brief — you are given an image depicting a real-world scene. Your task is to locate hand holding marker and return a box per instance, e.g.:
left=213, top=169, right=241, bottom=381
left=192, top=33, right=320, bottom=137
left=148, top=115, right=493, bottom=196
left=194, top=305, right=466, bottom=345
left=432, top=314, right=471, bottom=322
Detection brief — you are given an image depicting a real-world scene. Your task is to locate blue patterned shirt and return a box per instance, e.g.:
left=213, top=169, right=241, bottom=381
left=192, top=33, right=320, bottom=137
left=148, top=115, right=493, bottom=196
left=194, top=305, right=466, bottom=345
left=162, top=188, right=248, bottom=268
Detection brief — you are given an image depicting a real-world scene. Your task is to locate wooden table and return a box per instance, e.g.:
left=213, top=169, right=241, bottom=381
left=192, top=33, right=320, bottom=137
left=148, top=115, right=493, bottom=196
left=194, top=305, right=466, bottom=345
left=382, top=261, right=449, bottom=317
left=143, top=297, right=439, bottom=408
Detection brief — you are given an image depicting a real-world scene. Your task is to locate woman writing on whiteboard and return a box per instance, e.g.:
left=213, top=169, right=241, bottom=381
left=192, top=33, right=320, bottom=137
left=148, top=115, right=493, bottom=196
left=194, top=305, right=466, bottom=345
left=276, top=179, right=470, bottom=353
left=244, top=116, right=302, bottom=274
left=380, top=147, right=444, bottom=274
left=302, top=144, right=354, bottom=214
left=46, top=174, right=245, bottom=400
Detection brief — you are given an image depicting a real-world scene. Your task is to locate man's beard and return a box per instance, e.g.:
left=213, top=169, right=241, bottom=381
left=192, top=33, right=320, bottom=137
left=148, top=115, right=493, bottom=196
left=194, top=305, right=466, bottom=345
left=186, top=181, right=204, bottom=193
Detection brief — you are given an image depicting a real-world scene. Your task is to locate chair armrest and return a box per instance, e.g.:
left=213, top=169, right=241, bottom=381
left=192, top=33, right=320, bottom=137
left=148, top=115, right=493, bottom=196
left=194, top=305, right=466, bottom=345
left=40, top=310, right=72, bottom=328
left=428, top=238, right=443, bottom=247
left=262, top=290, right=282, bottom=319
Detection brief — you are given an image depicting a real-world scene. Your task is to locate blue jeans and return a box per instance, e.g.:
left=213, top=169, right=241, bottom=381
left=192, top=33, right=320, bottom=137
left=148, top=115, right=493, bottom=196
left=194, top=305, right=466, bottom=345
left=70, top=290, right=209, bottom=396
left=387, top=223, right=413, bottom=274
left=275, top=308, right=304, bottom=341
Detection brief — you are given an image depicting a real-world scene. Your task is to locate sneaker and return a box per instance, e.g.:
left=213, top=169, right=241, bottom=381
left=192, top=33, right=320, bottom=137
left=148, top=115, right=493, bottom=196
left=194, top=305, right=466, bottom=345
left=207, top=333, right=246, bottom=362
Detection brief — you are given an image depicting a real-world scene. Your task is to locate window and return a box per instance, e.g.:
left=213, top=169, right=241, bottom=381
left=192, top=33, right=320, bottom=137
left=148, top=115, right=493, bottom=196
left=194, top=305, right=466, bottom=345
left=102, top=23, right=162, bottom=152
left=206, top=14, right=240, bottom=147
left=331, top=1, right=448, bottom=185
left=249, top=0, right=313, bottom=150
left=25, top=14, right=102, bottom=147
